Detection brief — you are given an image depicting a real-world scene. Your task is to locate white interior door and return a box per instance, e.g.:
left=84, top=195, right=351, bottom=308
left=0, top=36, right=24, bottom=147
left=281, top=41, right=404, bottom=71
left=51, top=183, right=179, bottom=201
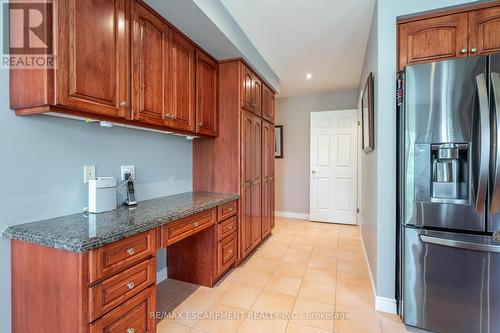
left=310, top=110, right=358, bottom=224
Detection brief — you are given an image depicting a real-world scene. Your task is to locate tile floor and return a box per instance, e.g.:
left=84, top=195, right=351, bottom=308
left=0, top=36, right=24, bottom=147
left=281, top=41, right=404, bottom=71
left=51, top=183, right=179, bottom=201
left=155, top=217, right=413, bottom=333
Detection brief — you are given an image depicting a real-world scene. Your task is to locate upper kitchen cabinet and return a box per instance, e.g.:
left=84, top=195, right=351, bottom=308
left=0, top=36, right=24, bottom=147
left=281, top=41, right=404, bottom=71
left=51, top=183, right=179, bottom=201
left=167, top=31, right=196, bottom=132
left=241, top=64, right=262, bottom=116
left=398, top=13, right=469, bottom=70
left=131, top=1, right=170, bottom=127
left=196, top=51, right=218, bottom=137
left=469, top=6, right=500, bottom=56
left=262, top=84, right=275, bottom=123
left=10, top=0, right=130, bottom=119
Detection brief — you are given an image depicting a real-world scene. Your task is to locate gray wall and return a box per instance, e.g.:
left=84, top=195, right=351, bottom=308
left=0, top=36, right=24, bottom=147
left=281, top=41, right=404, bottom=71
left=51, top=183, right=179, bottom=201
left=0, top=69, right=193, bottom=332
left=359, top=0, right=480, bottom=300
left=275, top=90, right=359, bottom=215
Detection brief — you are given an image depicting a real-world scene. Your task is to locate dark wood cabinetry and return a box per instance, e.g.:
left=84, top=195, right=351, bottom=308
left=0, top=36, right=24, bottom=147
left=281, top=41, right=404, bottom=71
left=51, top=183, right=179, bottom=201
left=196, top=51, right=218, bottom=136
left=10, top=0, right=218, bottom=138
left=194, top=59, right=276, bottom=262
left=398, top=3, right=500, bottom=70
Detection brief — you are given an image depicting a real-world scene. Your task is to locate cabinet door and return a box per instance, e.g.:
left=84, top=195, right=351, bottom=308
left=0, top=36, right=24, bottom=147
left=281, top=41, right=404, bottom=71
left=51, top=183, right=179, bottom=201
left=469, top=6, right=500, bottom=56
left=57, top=0, right=128, bottom=118
left=398, top=13, right=468, bottom=70
left=166, top=31, right=196, bottom=132
left=262, top=121, right=274, bottom=237
left=251, top=117, right=262, bottom=247
left=196, top=51, right=218, bottom=136
left=240, top=111, right=254, bottom=258
left=241, top=65, right=254, bottom=113
left=262, top=85, right=275, bottom=123
left=131, top=1, right=170, bottom=127
left=252, top=75, right=262, bottom=117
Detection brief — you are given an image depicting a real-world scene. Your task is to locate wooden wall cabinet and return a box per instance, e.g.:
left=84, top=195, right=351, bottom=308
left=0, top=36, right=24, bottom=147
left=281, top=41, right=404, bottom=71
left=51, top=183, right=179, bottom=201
left=262, top=84, right=275, bottom=123
left=196, top=51, right=218, bottom=136
left=10, top=0, right=218, bottom=138
left=194, top=59, right=276, bottom=262
left=398, top=3, right=500, bottom=70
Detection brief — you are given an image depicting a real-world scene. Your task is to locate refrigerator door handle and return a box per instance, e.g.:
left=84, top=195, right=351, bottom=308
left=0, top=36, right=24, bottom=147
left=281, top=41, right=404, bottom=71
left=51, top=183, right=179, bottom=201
left=490, top=72, right=500, bottom=213
left=474, top=73, right=490, bottom=213
left=420, top=234, right=500, bottom=253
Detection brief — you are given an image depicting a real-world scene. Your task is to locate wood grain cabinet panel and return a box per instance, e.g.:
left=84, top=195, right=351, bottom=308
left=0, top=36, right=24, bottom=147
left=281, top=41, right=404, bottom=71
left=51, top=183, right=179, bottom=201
left=90, top=230, right=156, bottom=283
left=469, top=6, right=500, bottom=56
left=90, top=258, right=156, bottom=322
left=398, top=13, right=468, bottom=69
left=240, top=64, right=262, bottom=116
left=262, top=85, right=275, bottom=123
left=217, top=232, right=237, bottom=276
left=131, top=1, right=170, bottom=127
left=196, top=51, right=218, bottom=136
left=90, top=286, right=156, bottom=333
left=162, top=209, right=216, bottom=246
left=218, top=216, right=237, bottom=241
left=218, top=200, right=237, bottom=221
left=262, top=121, right=275, bottom=238
left=167, top=31, right=196, bottom=132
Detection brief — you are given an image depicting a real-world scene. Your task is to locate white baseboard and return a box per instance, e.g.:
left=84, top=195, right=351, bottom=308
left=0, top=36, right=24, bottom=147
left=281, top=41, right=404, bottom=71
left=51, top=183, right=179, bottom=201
left=375, top=296, right=397, bottom=314
left=156, top=267, right=167, bottom=284
left=275, top=211, right=310, bottom=220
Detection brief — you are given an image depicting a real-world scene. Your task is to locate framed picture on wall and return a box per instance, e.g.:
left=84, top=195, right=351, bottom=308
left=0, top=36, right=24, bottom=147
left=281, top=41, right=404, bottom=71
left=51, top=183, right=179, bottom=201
left=275, top=125, right=283, bottom=158
left=361, top=72, right=374, bottom=153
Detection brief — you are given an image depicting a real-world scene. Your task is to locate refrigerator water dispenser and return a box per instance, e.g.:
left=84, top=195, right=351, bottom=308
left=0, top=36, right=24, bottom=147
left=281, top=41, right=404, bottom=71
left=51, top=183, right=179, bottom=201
left=431, top=143, right=469, bottom=203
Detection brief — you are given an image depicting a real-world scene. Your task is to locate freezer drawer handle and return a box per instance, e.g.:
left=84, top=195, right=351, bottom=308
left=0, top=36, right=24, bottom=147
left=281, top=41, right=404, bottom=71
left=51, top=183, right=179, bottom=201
left=420, top=235, right=500, bottom=253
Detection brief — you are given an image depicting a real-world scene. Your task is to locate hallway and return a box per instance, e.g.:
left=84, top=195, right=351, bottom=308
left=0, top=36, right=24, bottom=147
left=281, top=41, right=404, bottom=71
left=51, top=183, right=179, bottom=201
left=156, top=217, right=406, bottom=333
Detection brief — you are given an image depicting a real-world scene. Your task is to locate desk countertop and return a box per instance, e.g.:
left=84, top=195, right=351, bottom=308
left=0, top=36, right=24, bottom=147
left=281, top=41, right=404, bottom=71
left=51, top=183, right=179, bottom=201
left=2, top=192, right=239, bottom=252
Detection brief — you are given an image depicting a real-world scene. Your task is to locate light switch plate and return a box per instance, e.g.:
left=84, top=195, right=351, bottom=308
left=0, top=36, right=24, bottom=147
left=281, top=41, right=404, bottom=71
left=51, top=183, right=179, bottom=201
left=84, top=165, right=96, bottom=184
left=121, top=165, right=136, bottom=180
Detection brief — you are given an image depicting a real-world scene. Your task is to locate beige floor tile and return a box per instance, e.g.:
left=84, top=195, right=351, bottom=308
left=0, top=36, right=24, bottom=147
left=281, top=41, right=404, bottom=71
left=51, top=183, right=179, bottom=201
left=337, top=249, right=365, bottom=263
left=244, top=257, right=280, bottom=274
left=297, top=280, right=335, bottom=304
left=251, top=290, right=296, bottom=313
left=285, top=321, right=332, bottom=333
left=162, top=278, right=198, bottom=294
left=157, top=320, right=191, bottom=333
left=193, top=303, right=247, bottom=333
left=287, top=243, right=314, bottom=255
left=335, top=285, right=374, bottom=310
left=291, top=298, right=335, bottom=331
left=190, top=286, right=225, bottom=303
left=156, top=283, right=185, bottom=313
left=337, top=257, right=368, bottom=275
left=238, top=316, right=288, bottom=333
left=230, top=269, right=271, bottom=289
left=274, top=262, right=307, bottom=279
left=303, top=267, right=336, bottom=284
left=281, top=252, right=311, bottom=266
left=338, top=239, right=363, bottom=252
left=334, top=305, right=381, bottom=333
left=171, top=295, right=214, bottom=327
left=264, top=274, right=303, bottom=296
left=336, top=270, right=372, bottom=291
left=218, top=285, right=262, bottom=310
left=308, top=254, right=337, bottom=271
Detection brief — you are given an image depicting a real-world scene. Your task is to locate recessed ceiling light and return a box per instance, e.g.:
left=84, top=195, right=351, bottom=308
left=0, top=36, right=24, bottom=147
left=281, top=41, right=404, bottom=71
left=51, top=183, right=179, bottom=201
left=306, top=73, right=312, bottom=79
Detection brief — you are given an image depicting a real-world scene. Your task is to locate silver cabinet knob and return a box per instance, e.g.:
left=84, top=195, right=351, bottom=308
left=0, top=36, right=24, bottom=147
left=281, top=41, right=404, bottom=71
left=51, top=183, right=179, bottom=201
left=460, top=48, right=468, bottom=54
left=127, top=282, right=135, bottom=290
left=127, top=328, right=135, bottom=333
left=471, top=47, right=478, bottom=53
left=120, top=101, right=128, bottom=107
left=192, top=221, right=199, bottom=227
left=227, top=207, right=233, bottom=212
left=198, top=121, right=203, bottom=126
left=127, top=247, right=135, bottom=255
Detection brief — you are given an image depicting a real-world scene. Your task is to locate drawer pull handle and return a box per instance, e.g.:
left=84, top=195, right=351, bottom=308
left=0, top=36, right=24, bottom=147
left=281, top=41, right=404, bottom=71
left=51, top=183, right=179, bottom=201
left=127, top=282, right=135, bottom=290
left=127, top=248, right=135, bottom=255
left=227, top=207, right=233, bottom=212
left=127, top=328, right=135, bottom=333
left=193, top=221, right=199, bottom=227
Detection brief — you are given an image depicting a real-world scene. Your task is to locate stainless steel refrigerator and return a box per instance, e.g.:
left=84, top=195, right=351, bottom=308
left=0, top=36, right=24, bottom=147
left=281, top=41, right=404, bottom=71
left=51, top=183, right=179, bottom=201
left=397, top=55, right=500, bottom=333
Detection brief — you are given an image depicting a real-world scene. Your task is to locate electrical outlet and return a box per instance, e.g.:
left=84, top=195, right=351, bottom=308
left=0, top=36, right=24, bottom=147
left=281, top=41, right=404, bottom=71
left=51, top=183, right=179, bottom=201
left=84, top=165, right=96, bottom=184
left=121, top=165, right=136, bottom=181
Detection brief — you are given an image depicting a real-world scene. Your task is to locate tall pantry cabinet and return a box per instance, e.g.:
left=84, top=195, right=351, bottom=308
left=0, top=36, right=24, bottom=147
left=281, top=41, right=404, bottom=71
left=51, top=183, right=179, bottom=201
left=193, top=59, right=276, bottom=261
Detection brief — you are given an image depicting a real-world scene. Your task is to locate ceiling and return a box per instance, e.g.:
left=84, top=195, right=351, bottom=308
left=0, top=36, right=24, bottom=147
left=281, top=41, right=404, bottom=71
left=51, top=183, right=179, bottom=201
left=221, top=0, right=375, bottom=98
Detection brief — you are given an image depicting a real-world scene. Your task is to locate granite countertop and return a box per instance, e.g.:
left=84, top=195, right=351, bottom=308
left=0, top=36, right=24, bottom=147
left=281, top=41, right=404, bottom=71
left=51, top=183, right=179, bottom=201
left=2, top=192, right=239, bottom=253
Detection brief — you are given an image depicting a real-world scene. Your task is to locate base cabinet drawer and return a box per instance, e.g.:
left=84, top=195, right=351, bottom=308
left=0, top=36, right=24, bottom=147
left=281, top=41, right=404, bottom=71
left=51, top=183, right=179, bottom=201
left=90, top=258, right=156, bottom=321
left=217, top=232, right=236, bottom=276
left=90, top=230, right=156, bottom=283
left=217, top=201, right=237, bottom=221
left=90, top=286, right=156, bottom=333
left=163, top=209, right=216, bottom=246
left=218, top=216, right=237, bottom=241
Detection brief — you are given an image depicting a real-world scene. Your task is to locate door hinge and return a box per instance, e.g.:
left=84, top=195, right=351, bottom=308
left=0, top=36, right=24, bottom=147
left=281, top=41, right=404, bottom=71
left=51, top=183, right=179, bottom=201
left=357, top=121, right=361, bottom=126
left=356, top=208, right=360, bottom=214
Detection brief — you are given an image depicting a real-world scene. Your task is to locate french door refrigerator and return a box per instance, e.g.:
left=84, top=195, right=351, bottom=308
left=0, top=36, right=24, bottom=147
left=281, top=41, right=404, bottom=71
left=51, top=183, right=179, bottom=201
left=397, top=54, right=500, bottom=333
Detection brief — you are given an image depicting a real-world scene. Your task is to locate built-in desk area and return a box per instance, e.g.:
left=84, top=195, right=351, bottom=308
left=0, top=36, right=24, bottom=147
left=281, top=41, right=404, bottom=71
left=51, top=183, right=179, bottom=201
left=3, top=192, right=239, bottom=333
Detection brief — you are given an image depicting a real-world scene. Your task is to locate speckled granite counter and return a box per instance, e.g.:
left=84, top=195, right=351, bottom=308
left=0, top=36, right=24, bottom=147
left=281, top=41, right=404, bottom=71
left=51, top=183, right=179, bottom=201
left=2, top=192, right=239, bottom=252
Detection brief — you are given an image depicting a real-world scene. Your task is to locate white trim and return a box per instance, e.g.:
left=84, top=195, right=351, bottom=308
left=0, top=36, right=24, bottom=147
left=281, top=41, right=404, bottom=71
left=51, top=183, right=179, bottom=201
left=156, top=267, right=167, bottom=284
left=359, top=229, right=398, bottom=314
left=275, top=211, right=310, bottom=220
left=375, top=297, right=397, bottom=314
